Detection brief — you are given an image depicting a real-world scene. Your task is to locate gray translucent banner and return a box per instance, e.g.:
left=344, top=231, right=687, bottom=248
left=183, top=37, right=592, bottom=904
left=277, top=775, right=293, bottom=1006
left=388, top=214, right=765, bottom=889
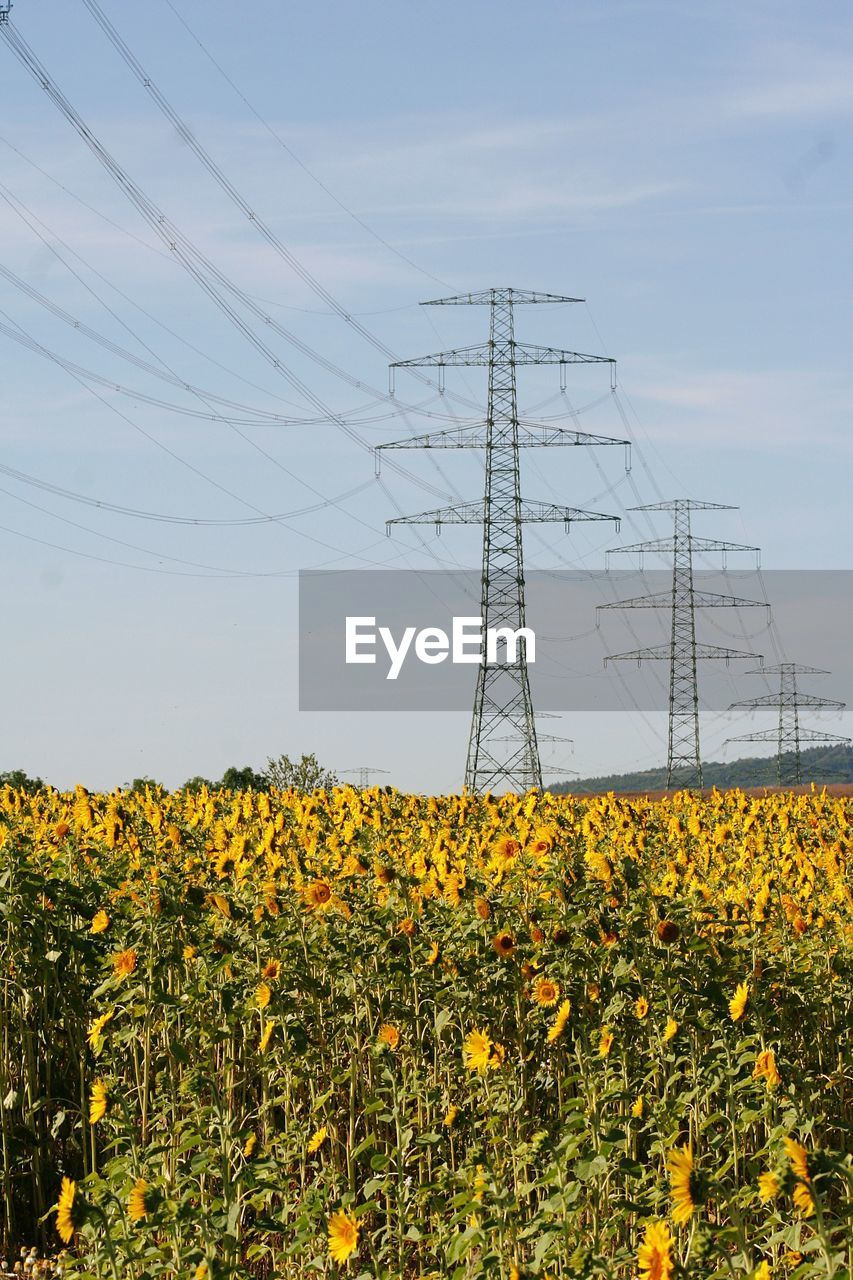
left=298, top=569, right=852, bottom=712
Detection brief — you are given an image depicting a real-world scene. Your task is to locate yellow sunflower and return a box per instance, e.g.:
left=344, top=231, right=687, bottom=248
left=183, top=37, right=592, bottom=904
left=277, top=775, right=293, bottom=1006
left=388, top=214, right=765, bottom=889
left=635, top=995, right=650, bottom=1019
left=88, top=1080, right=108, bottom=1124
left=662, top=1017, right=678, bottom=1043
left=533, top=976, right=560, bottom=1008
left=378, top=1023, right=400, bottom=1051
left=255, top=981, right=272, bottom=1009
left=758, top=1171, right=780, bottom=1202
left=262, top=958, right=281, bottom=981
left=55, top=1177, right=83, bottom=1244
left=327, top=1210, right=359, bottom=1264
left=463, top=1028, right=493, bottom=1073
left=90, top=910, right=110, bottom=934
left=599, top=1026, right=614, bottom=1057
left=729, top=981, right=749, bottom=1022
left=546, top=1000, right=571, bottom=1044
left=112, top=949, right=137, bottom=979
left=492, top=931, right=515, bottom=959
left=127, top=1177, right=156, bottom=1224
left=784, top=1137, right=814, bottom=1217
left=637, top=1220, right=674, bottom=1280
left=307, top=1125, right=328, bottom=1154
left=304, top=879, right=333, bottom=910
left=667, top=1144, right=697, bottom=1224
left=87, top=1009, right=115, bottom=1050
left=753, top=1049, right=781, bottom=1089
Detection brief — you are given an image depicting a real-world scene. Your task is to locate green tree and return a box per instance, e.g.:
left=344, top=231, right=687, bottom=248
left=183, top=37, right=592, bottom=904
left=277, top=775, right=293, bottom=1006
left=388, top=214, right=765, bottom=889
left=219, top=765, right=268, bottom=791
left=0, top=769, right=46, bottom=794
left=264, top=752, right=338, bottom=792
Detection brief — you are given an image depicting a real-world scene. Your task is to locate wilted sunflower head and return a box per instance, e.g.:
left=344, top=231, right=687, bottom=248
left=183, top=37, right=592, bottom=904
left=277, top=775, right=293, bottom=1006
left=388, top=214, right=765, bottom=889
left=657, top=920, right=679, bottom=945
left=492, top=931, right=515, bottom=959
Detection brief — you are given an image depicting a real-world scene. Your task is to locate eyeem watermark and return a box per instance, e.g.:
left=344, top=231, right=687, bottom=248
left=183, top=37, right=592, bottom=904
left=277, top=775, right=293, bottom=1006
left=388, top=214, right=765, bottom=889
left=346, top=616, right=536, bottom=680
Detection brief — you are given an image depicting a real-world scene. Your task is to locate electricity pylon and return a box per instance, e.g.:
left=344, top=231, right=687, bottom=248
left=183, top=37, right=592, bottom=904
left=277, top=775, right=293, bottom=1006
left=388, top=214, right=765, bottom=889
left=727, top=663, right=850, bottom=785
left=341, top=766, right=390, bottom=789
left=377, top=287, right=629, bottom=794
left=600, top=499, right=766, bottom=788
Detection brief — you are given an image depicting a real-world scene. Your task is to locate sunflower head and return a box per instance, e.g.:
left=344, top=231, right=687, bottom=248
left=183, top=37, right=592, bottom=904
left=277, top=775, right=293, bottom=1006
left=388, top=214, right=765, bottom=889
left=492, top=930, right=515, bottom=959
left=378, top=1023, right=400, bottom=1051
left=127, top=1177, right=160, bottom=1224
left=657, top=920, right=679, bottom=945
left=88, top=1079, right=109, bottom=1125
left=667, top=1145, right=701, bottom=1225
left=56, top=1177, right=87, bottom=1244
left=637, top=1219, right=674, bottom=1280
left=462, top=1028, right=493, bottom=1074
left=305, top=879, right=333, bottom=910
left=327, top=1209, right=359, bottom=1265
left=533, top=976, right=560, bottom=1008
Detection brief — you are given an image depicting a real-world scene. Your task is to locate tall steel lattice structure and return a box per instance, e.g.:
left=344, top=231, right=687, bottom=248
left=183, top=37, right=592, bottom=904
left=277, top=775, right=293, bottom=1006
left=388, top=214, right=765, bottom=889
left=377, top=287, right=629, bottom=793
left=601, top=499, right=766, bottom=788
left=727, top=663, right=850, bottom=785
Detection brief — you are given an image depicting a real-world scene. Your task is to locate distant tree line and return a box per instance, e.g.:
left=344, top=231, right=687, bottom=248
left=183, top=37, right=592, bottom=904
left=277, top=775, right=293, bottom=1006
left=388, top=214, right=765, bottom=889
left=0, top=753, right=342, bottom=796
left=549, top=744, right=853, bottom=794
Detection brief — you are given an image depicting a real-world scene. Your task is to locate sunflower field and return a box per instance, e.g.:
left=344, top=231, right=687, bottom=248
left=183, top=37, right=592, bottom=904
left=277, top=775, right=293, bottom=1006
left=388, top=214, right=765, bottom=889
left=0, top=783, right=850, bottom=1280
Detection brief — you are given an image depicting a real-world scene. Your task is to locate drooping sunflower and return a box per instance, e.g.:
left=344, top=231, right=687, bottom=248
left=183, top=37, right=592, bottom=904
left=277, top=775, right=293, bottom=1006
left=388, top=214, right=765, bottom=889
left=753, top=1049, right=781, bottom=1089
left=784, top=1137, right=814, bottom=1217
left=55, top=1177, right=85, bottom=1244
left=378, top=1023, right=400, bottom=1051
left=599, top=1026, right=614, bottom=1057
left=729, top=981, right=749, bottom=1022
left=546, top=1000, right=572, bottom=1045
left=87, top=1009, right=115, bottom=1051
left=662, top=1017, right=678, bottom=1043
left=307, top=1125, right=328, bottom=1154
left=443, top=1104, right=458, bottom=1128
left=88, top=1080, right=109, bottom=1124
left=463, top=1028, right=493, bottom=1073
left=243, top=1133, right=258, bottom=1158
left=327, top=1210, right=359, bottom=1264
left=492, top=931, right=515, bottom=959
left=637, top=1220, right=674, bottom=1280
left=255, top=981, right=272, bottom=1009
left=533, top=976, right=560, bottom=1008
left=667, top=1145, right=698, bottom=1224
left=635, top=995, right=650, bottom=1019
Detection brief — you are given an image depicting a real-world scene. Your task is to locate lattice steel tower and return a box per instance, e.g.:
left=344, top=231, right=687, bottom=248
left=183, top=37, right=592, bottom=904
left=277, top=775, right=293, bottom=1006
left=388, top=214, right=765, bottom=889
left=601, top=499, right=766, bottom=788
left=727, top=663, right=850, bottom=785
left=378, top=288, right=629, bottom=793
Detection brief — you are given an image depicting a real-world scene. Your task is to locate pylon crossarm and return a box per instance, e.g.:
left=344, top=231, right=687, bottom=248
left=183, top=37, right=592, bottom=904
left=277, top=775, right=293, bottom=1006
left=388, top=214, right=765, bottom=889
left=391, top=344, right=491, bottom=369
left=606, top=642, right=758, bottom=665
left=727, top=729, right=850, bottom=745
left=631, top=500, right=737, bottom=513
left=387, top=500, right=620, bottom=531
left=423, top=289, right=584, bottom=306
left=513, top=342, right=615, bottom=367
left=729, top=694, right=845, bottom=710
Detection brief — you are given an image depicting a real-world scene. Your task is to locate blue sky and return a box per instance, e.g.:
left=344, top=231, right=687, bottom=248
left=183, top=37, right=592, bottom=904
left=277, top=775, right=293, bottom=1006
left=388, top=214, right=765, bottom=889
left=0, top=0, right=850, bottom=790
